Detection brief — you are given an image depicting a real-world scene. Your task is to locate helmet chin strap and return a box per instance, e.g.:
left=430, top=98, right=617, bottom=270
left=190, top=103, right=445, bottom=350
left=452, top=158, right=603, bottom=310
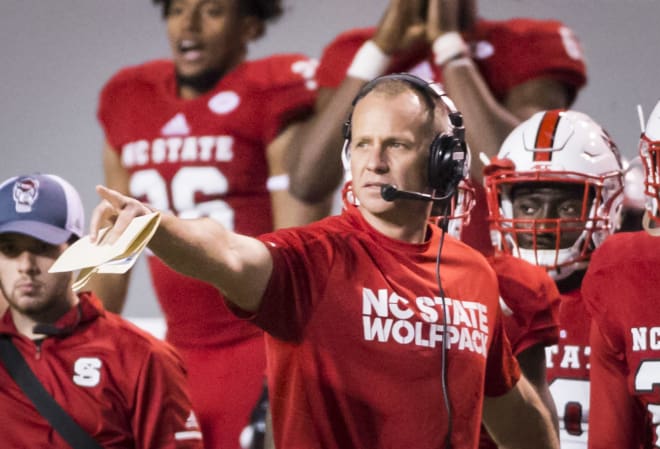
left=516, top=247, right=588, bottom=281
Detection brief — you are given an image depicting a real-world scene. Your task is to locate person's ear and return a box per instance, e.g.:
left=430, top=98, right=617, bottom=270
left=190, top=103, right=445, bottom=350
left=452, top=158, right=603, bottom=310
left=240, top=16, right=265, bottom=43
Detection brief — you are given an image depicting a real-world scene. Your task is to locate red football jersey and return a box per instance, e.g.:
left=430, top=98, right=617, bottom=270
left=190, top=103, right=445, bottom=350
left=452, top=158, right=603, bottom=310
left=243, top=204, right=520, bottom=449
left=583, top=231, right=660, bottom=449
left=98, top=55, right=317, bottom=348
left=544, top=288, right=591, bottom=448
left=317, top=18, right=586, bottom=101
left=98, top=55, right=318, bottom=449
left=478, top=253, right=560, bottom=449
left=0, top=293, right=201, bottom=449
left=489, top=253, right=560, bottom=355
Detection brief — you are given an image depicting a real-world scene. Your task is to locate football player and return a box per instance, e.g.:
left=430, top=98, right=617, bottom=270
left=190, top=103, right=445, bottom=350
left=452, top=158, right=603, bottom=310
left=582, top=99, right=660, bottom=448
left=92, top=1, right=329, bottom=448
left=432, top=167, right=561, bottom=449
left=484, top=109, right=625, bottom=447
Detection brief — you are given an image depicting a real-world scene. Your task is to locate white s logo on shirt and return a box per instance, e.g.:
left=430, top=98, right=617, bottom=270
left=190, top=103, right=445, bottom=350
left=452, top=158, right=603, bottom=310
left=72, top=357, right=102, bottom=387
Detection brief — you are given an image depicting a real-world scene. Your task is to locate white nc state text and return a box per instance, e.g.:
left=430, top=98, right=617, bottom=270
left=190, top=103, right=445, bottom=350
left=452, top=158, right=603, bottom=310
left=362, top=288, right=490, bottom=356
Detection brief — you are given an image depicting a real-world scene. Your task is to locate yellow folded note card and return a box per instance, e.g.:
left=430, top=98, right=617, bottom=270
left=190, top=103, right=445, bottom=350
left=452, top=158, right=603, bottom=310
left=50, top=212, right=161, bottom=290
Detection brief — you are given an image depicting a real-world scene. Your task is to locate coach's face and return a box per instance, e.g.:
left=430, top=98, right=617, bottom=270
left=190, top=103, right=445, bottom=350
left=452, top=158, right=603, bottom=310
left=350, top=88, right=433, bottom=221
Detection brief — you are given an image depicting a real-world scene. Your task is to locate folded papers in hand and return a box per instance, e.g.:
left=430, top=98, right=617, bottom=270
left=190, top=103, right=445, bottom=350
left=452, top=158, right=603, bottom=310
left=49, top=212, right=161, bottom=291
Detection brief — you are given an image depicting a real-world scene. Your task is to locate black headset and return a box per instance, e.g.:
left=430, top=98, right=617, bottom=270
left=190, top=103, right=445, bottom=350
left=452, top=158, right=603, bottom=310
left=342, top=72, right=468, bottom=198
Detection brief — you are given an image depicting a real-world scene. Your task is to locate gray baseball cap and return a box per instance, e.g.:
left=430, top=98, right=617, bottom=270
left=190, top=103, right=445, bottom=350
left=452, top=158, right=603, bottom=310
left=0, top=173, right=84, bottom=244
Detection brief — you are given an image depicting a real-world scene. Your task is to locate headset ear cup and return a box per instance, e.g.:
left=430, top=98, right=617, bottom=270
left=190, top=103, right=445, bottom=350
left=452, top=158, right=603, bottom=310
left=343, top=118, right=352, bottom=140
left=428, top=134, right=452, bottom=192
left=429, top=134, right=465, bottom=196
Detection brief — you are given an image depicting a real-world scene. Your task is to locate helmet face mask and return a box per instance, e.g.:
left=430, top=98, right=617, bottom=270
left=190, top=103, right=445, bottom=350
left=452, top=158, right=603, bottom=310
left=640, top=136, right=660, bottom=218
left=490, top=175, right=612, bottom=280
left=639, top=100, right=660, bottom=224
left=485, top=110, right=624, bottom=280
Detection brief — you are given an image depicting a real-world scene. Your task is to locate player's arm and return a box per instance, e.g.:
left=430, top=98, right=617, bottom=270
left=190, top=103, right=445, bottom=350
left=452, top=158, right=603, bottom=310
left=516, top=344, right=559, bottom=435
left=91, top=186, right=272, bottom=313
left=267, top=121, right=333, bottom=227
left=588, top=324, right=640, bottom=449
left=133, top=345, right=204, bottom=449
left=287, top=84, right=359, bottom=203
left=427, top=0, right=572, bottom=184
left=287, top=0, right=427, bottom=203
left=84, top=142, right=132, bottom=313
left=482, top=375, right=559, bottom=449
left=442, top=66, right=570, bottom=184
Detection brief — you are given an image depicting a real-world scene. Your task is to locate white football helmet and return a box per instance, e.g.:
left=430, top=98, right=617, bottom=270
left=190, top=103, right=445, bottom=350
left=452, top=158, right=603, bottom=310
left=639, top=100, right=660, bottom=221
left=485, top=109, right=624, bottom=280
left=622, top=156, right=645, bottom=211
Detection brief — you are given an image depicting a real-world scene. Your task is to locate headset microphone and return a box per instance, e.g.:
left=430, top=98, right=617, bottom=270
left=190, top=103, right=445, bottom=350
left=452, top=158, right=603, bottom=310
left=380, top=184, right=451, bottom=203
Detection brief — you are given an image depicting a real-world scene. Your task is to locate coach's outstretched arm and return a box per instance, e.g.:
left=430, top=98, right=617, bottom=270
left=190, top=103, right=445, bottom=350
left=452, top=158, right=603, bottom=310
left=90, top=185, right=272, bottom=313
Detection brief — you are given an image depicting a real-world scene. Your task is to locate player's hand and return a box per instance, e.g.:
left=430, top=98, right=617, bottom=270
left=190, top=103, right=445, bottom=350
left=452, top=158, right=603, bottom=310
left=372, top=0, right=427, bottom=55
left=90, top=185, right=154, bottom=245
left=426, top=0, right=462, bottom=41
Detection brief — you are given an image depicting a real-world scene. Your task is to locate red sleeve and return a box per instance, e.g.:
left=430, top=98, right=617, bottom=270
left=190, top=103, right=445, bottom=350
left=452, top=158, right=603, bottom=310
left=97, top=67, right=132, bottom=150
left=97, top=60, right=173, bottom=151
left=473, top=19, right=587, bottom=102
left=483, top=305, right=521, bottom=397
left=517, top=306, right=559, bottom=352
left=252, top=54, right=319, bottom=142
left=581, top=240, right=622, bottom=344
left=316, top=28, right=375, bottom=89
left=249, top=225, right=334, bottom=340
left=582, top=237, right=651, bottom=449
left=491, top=255, right=560, bottom=355
left=132, top=343, right=203, bottom=449
left=588, top=325, right=645, bottom=449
